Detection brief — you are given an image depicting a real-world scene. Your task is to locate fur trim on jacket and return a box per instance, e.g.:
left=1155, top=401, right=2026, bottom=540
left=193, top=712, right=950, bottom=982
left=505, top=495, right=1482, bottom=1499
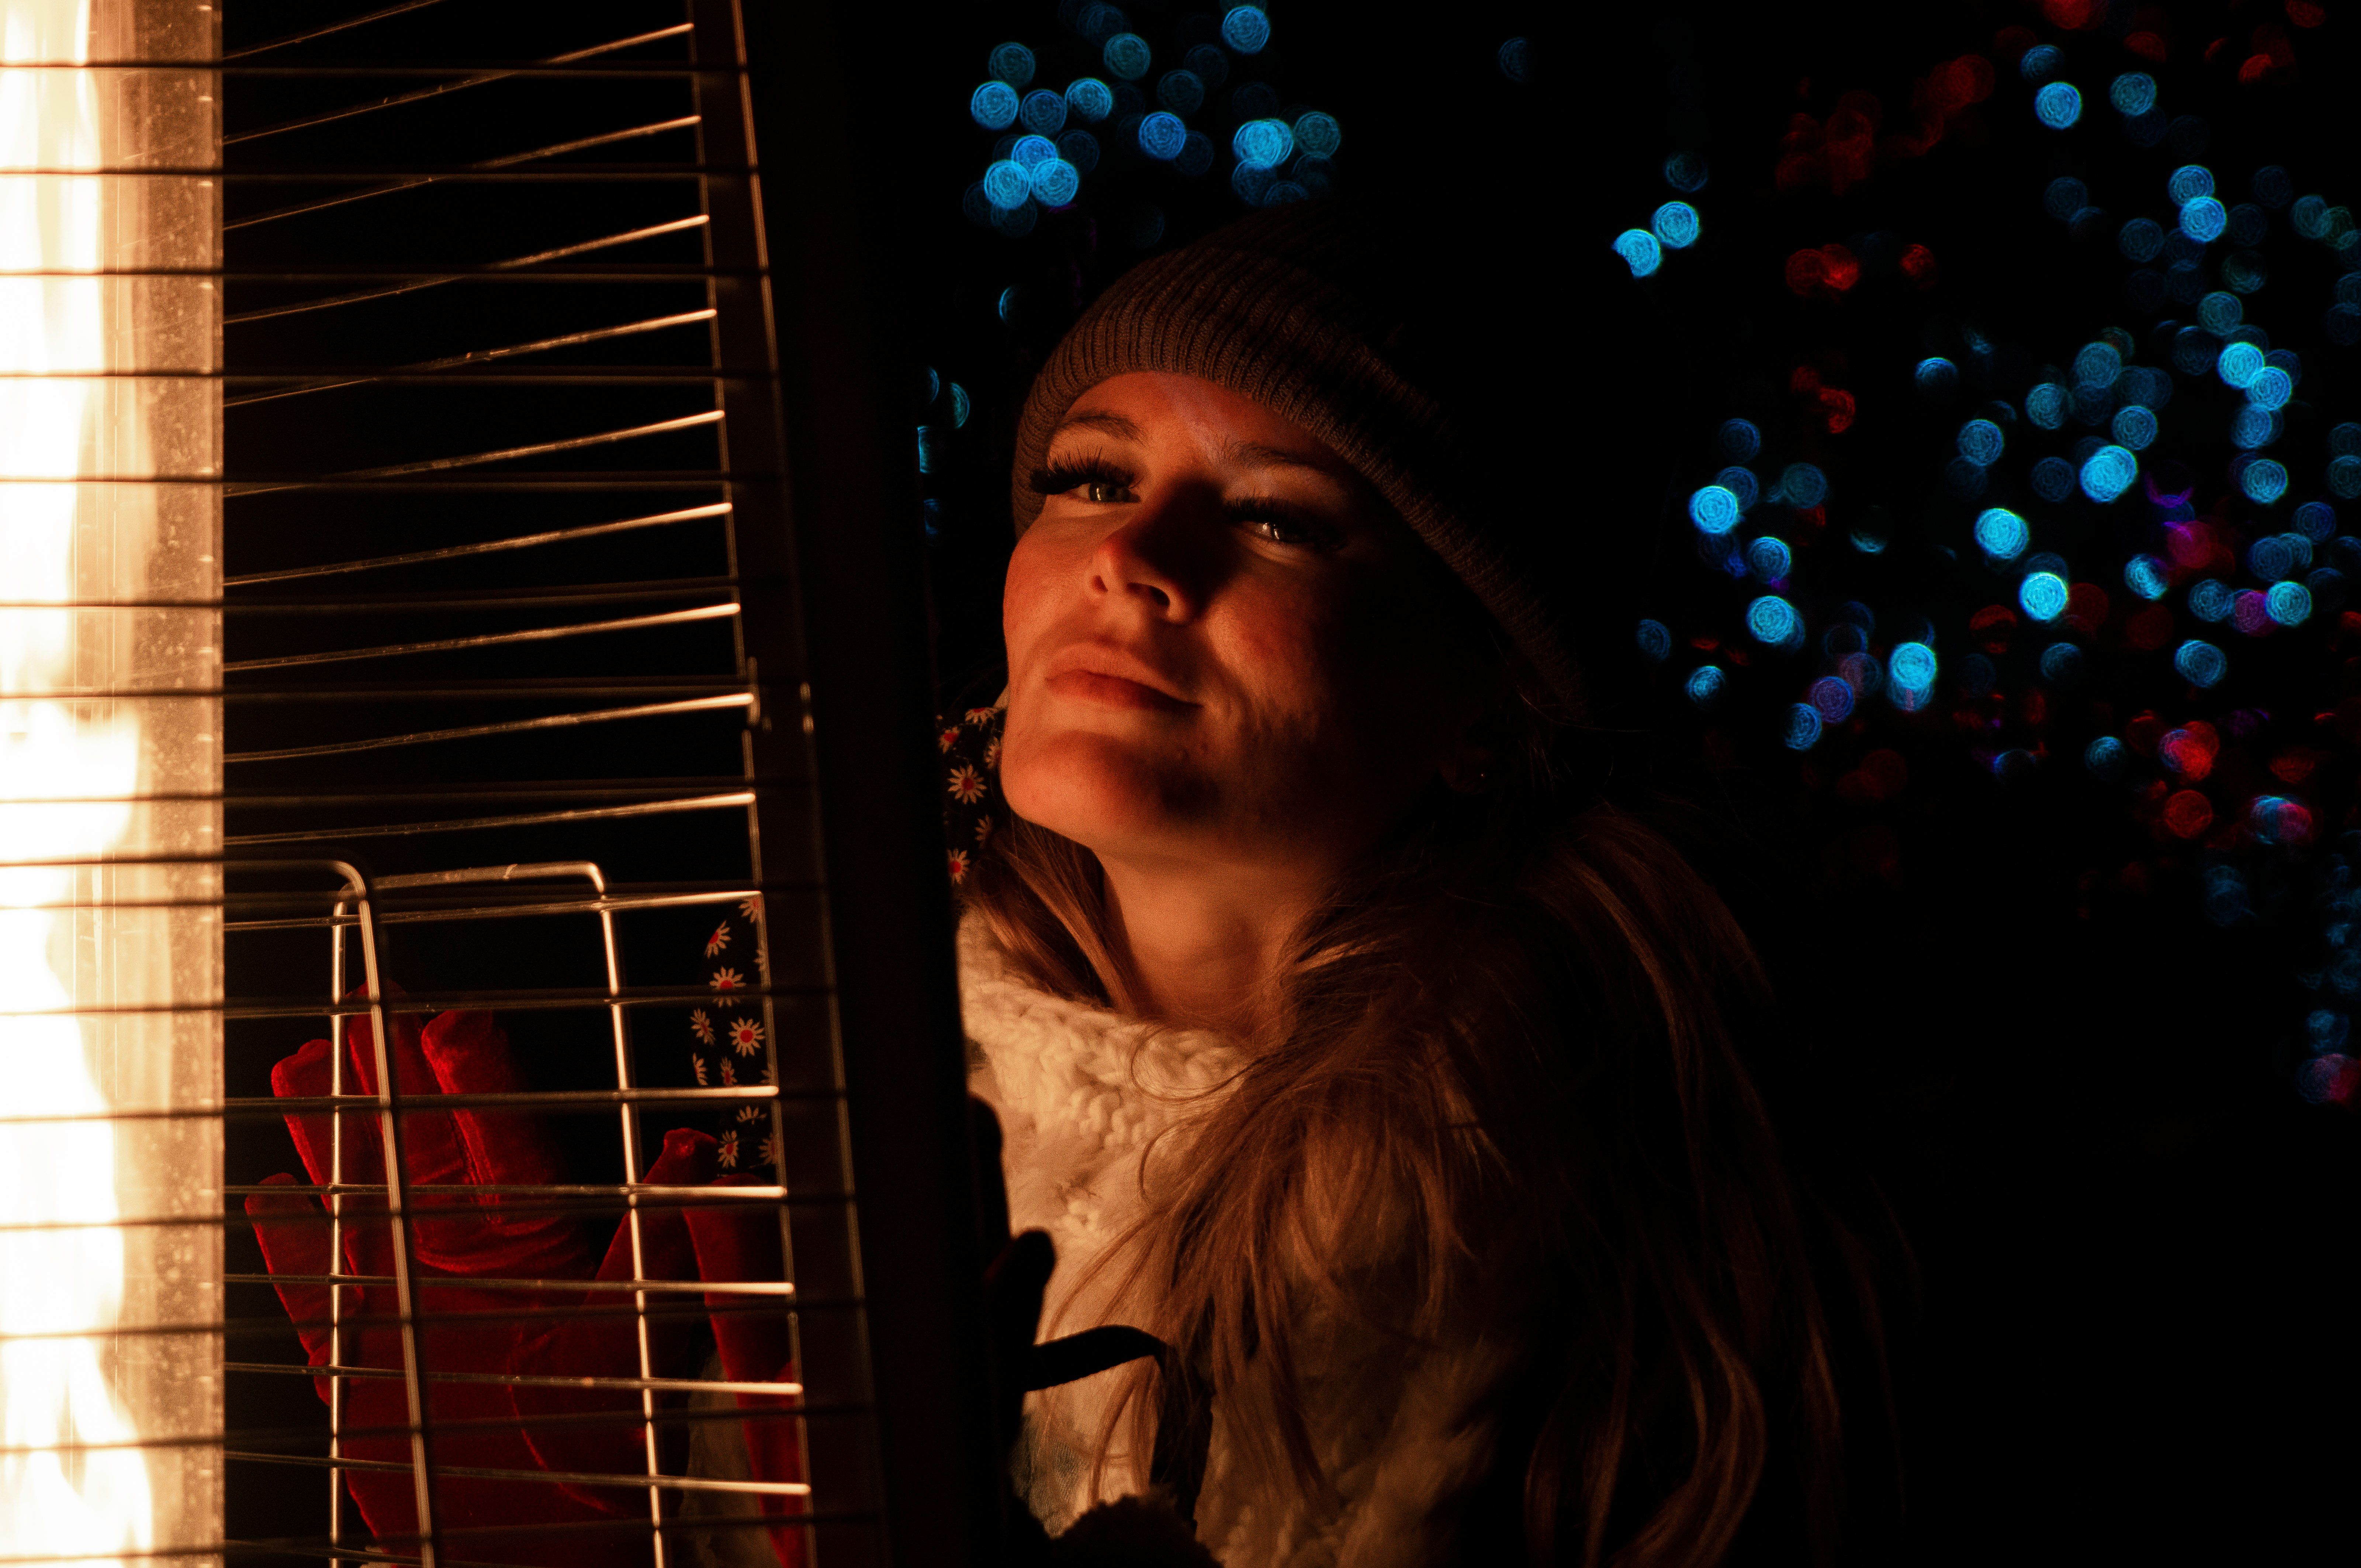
left=960, top=917, right=1517, bottom=1568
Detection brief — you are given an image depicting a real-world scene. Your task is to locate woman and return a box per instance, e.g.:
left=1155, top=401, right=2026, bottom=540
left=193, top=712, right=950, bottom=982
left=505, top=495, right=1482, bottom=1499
left=954, top=201, right=1873, bottom=1566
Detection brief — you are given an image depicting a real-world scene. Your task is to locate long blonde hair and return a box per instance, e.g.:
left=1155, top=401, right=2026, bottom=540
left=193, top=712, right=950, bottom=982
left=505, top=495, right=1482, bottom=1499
left=964, top=664, right=1870, bottom=1565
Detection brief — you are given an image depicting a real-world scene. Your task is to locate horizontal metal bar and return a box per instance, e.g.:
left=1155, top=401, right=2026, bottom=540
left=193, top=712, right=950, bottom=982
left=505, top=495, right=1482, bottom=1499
left=226, top=885, right=770, bottom=930
left=9, top=579, right=734, bottom=610
left=0, top=1293, right=792, bottom=1342
left=222, top=0, right=452, bottom=58
left=224, top=1275, right=801, bottom=1302
left=0, top=264, right=741, bottom=281
left=221, top=601, right=737, bottom=671
left=4, top=1188, right=813, bottom=1234
left=222, top=23, right=699, bottom=145
left=5, top=368, right=729, bottom=382
left=0, top=982, right=788, bottom=1020
left=224, top=693, right=751, bottom=763
left=0, top=1084, right=792, bottom=1125
left=232, top=410, right=724, bottom=499
left=0, top=1403, right=807, bottom=1463
left=0, top=56, right=720, bottom=73
left=223, top=215, right=712, bottom=323
left=0, top=679, right=745, bottom=700
left=233, top=1180, right=787, bottom=1200
left=11, top=163, right=721, bottom=180
left=224, top=502, right=732, bottom=584
left=224, top=788, right=758, bottom=845
left=222, top=309, right=720, bottom=409
left=227, top=1448, right=811, bottom=1498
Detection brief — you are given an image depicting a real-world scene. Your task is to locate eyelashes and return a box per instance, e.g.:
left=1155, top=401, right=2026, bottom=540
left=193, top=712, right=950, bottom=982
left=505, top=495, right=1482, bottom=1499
left=1028, top=454, right=1341, bottom=550
left=1027, top=455, right=1133, bottom=495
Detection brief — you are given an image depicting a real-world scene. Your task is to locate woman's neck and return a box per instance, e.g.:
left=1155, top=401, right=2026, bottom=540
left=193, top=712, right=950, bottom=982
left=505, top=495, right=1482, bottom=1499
left=1097, top=854, right=1318, bottom=1038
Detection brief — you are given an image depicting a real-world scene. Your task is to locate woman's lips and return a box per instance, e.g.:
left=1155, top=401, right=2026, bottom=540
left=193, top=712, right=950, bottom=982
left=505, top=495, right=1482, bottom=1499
left=1044, top=668, right=1193, bottom=712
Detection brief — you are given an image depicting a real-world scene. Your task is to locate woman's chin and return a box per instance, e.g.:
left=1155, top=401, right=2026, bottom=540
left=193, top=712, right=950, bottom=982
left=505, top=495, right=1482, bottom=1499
left=1000, top=728, right=1211, bottom=853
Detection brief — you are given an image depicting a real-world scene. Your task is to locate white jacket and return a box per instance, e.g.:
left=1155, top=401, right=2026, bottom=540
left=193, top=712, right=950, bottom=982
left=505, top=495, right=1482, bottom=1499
left=959, top=917, right=1516, bottom=1568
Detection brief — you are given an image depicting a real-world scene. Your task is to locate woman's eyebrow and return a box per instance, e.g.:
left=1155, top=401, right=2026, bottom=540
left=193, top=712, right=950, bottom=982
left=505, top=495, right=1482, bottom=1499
left=1051, top=409, right=1143, bottom=442
left=1219, top=436, right=1330, bottom=473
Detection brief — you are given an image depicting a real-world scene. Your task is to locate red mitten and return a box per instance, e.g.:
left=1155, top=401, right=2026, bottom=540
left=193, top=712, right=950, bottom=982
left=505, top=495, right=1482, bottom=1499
left=247, top=1002, right=712, bottom=1566
left=683, top=1182, right=805, bottom=1566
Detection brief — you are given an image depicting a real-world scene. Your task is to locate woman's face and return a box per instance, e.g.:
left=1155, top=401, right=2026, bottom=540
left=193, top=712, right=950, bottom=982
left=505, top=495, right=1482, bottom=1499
left=1000, top=371, right=1489, bottom=885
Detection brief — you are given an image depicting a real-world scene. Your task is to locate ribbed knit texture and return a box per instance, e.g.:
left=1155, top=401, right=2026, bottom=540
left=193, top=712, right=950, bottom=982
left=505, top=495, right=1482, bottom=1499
left=1010, top=200, right=1583, bottom=712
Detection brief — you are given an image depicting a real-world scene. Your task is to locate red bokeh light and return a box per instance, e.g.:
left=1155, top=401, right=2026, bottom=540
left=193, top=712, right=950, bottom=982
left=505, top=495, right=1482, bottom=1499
left=2272, top=747, right=2320, bottom=785
left=2288, top=1, right=2326, bottom=27
left=2126, top=712, right=2166, bottom=757
left=1818, top=388, right=1856, bottom=435
left=2163, top=790, right=2215, bottom=839
left=2125, top=606, right=2176, bottom=651
left=2042, top=0, right=2096, bottom=29
left=2126, top=31, right=2167, bottom=61
left=2064, top=581, right=2112, bottom=633
left=1970, top=604, right=2018, bottom=652
left=1898, top=243, right=1937, bottom=286
left=1785, top=249, right=1827, bottom=294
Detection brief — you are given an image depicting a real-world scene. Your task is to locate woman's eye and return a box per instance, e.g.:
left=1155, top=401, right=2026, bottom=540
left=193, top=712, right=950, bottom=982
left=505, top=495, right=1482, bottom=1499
left=1240, top=514, right=1334, bottom=550
left=1084, top=479, right=1133, bottom=503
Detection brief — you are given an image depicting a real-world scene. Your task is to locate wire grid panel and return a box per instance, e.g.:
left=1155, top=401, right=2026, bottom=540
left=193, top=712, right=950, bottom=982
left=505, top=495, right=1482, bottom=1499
left=0, top=0, right=890, bottom=1561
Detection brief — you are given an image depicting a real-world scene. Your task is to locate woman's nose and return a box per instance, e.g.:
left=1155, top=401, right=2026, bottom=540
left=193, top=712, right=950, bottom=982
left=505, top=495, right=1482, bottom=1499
left=1088, top=502, right=1204, bottom=620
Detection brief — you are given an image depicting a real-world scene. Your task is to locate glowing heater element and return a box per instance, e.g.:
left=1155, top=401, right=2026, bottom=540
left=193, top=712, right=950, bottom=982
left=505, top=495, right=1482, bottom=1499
left=2, top=0, right=221, bottom=1557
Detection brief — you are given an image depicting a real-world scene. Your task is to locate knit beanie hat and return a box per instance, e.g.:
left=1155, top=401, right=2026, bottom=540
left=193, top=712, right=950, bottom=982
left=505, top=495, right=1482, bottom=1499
left=1008, top=198, right=1583, bottom=713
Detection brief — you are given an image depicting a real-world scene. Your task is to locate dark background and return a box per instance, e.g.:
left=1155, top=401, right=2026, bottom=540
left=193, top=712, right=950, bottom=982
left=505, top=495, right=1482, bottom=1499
left=900, top=1, right=2356, bottom=1562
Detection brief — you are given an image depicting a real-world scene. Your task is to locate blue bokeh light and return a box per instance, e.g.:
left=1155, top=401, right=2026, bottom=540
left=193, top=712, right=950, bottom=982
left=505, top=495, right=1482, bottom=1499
left=2247, top=366, right=2294, bottom=411
left=2181, top=196, right=2227, bottom=242
left=1976, top=507, right=2029, bottom=560
left=1809, top=676, right=1855, bottom=723
left=1917, top=357, right=1960, bottom=397
left=2267, top=581, right=2312, bottom=626
left=949, top=382, right=971, bottom=429
left=971, top=81, right=1020, bottom=129
left=2110, top=72, right=2156, bottom=115
left=2074, top=342, right=2122, bottom=388
left=2021, top=571, right=2070, bottom=622
left=1029, top=157, right=1080, bottom=206
left=2045, top=177, right=2088, bottom=223
left=1747, top=536, right=1792, bottom=582
left=1746, top=595, right=1801, bottom=646
left=1686, top=665, right=1724, bottom=708
left=2125, top=555, right=2170, bottom=600
left=2334, top=456, right=2361, bottom=500
left=2189, top=578, right=2234, bottom=621
left=2254, top=165, right=2294, bottom=207
left=1020, top=89, right=1068, bottom=134
left=1689, top=485, right=1741, bottom=535
left=989, top=41, right=1036, bottom=87
left=2232, top=405, right=2280, bottom=449
left=1636, top=619, right=1672, bottom=661
left=1720, top=419, right=1761, bottom=461
left=1230, top=160, right=1274, bottom=203
left=1012, top=134, right=1057, bottom=168
left=1155, top=70, right=1204, bottom=115
left=1958, top=419, right=2005, bottom=466
left=1222, top=5, right=1271, bottom=53
left=1138, top=111, right=1186, bottom=159
left=2296, top=501, right=2337, bottom=540
left=1065, top=77, right=1114, bottom=122
left=1664, top=150, right=1708, bottom=192
left=1498, top=36, right=1530, bottom=82
left=2085, top=735, right=2125, bottom=776
left=997, top=286, right=1016, bottom=321
left=2169, top=163, right=2215, bottom=204
left=1890, top=642, right=1938, bottom=694
left=2112, top=405, right=2158, bottom=449
left=1295, top=111, right=1341, bottom=158
left=2032, top=456, right=2076, bottom=503
left=2217, top=341, right=2264, bottom=388
left=1782, top=704, right=1824, bottom=750
left=991, top=200, right=1037, bottom=237
left=2021, top=44, right=2063, bottom=82
left=1652, top=201, right=1701, bottom=249
left=2041, top=642, right=2084, bottom=683
left=2175, top=639, right=2227, bottom=687
left=1714, top=466, right=1758, bottom=510
left=1185, top=42, right=1228, bottom=89
left=2120, top=218, right=2165, bottom=262
left=2081, top=445, right=2138, bottom=502
left=2035, top=82, right=2082, bottom=129
left=2243, top=459, right=2289, bottom=503
left=1233, top=117, right=1293, bottom=167
left=1104, top=32, right=1152, bottom=80
left=982, top=159, right=1032, bottom=209
left=1612, top=229, right=1662, bottom=278
left=1780, top=463, right=1828, bottom=508
left=2026, top=382, right=2067, bottom=429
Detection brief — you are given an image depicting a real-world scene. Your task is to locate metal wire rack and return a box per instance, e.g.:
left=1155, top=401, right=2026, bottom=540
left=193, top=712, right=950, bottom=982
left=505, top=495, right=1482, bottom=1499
left=2, top=1, right=997, bottom=1564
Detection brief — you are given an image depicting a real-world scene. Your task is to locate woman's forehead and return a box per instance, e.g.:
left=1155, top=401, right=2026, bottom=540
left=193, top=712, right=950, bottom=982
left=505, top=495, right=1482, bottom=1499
left=1052, top=373, right=1357, bottom=480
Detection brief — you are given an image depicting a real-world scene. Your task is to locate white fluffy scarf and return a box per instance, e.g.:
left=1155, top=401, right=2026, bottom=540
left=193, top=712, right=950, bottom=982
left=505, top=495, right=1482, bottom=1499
left=959, top=917, right=1516, bottom=1568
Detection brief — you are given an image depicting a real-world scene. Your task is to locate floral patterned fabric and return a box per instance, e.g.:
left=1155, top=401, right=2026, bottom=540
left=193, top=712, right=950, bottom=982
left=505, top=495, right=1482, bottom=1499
left=687, top=894, right=778, bottom=1173
left=688, top=701, right=1007, bottom=1166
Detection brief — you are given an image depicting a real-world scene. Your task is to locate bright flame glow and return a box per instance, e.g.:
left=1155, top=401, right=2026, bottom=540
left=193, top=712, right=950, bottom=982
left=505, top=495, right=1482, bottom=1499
left=0, top=0, right=155, bottom=1553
